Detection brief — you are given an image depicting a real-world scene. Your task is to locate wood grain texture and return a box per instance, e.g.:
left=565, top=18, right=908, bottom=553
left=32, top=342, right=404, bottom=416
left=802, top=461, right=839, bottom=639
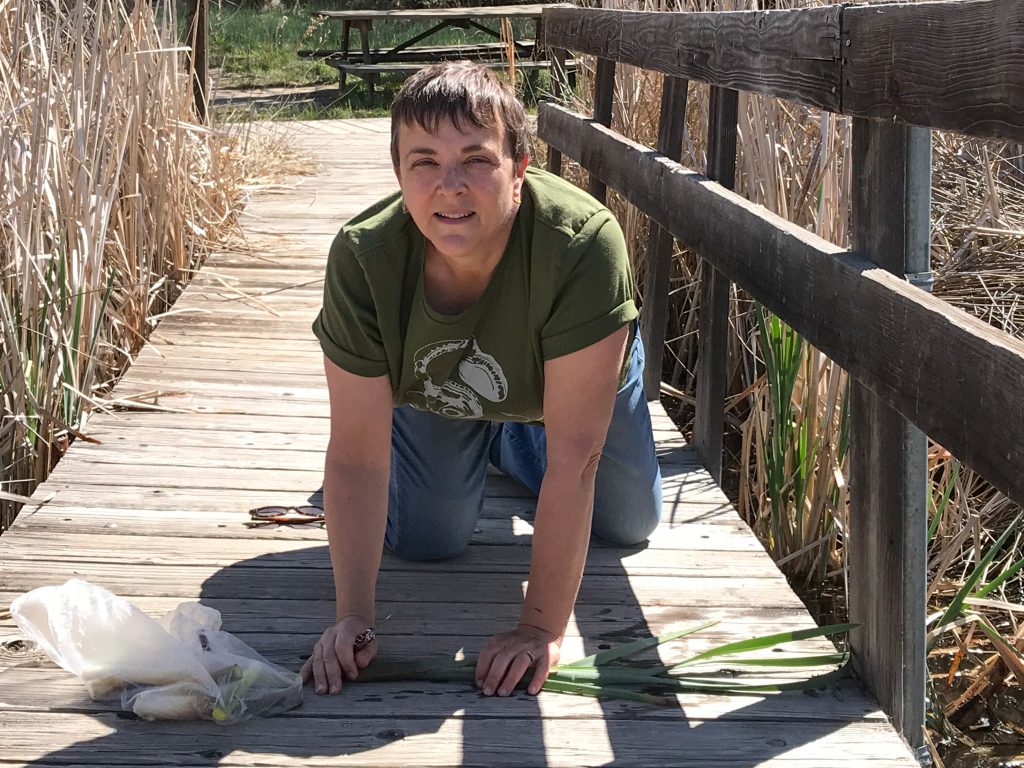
left=0, top=670, right=884, bottom=723
left=847, top=117, right=928, bottom=752
left=543, top=6, right=841, bottom=110
left=588, top=56, right=616, bottom=202
left=842, top=0, right=1024, bottom=142
left=693, top=86, right=738, bottom=485
left=640, top=75, right=689, bottom=401
left=321, top=3, right=569, bottom=21
left=0, top=711, right=918, bottom=767
left=544, top=1, right=1024, bottom=142
left=538, top=103, right=1024, bottom=509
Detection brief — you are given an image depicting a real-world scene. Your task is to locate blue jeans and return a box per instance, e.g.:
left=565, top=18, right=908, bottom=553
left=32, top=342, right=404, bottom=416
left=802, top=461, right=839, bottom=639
left=385, top=329, right=663, bottom=561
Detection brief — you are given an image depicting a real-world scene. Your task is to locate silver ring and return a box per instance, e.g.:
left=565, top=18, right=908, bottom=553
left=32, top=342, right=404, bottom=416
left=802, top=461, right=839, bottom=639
left=525, top=650, right=536, bottom=663
left=353, top=627, right=376, bottom=651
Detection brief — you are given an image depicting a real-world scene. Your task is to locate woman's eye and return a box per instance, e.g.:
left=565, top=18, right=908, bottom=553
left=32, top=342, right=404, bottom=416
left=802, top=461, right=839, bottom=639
left=467, top=156, right=491, bottom=164
left=412, top=159, right=437, bottom=168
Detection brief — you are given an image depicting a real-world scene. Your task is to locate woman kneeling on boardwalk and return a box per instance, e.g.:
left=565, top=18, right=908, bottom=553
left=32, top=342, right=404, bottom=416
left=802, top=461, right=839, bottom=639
left=304, top=61, right=662, bottom=698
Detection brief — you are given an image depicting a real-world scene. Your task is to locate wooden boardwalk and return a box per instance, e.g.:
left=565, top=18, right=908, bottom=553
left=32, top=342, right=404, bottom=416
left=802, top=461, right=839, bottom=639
left=0, top=119, right=917, bottom=767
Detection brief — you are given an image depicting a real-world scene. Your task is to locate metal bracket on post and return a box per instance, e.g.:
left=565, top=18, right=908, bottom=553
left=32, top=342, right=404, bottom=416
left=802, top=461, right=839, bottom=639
left=905, top=271, right=935, bottom=291
left=849, top=119, right=931, bottom=755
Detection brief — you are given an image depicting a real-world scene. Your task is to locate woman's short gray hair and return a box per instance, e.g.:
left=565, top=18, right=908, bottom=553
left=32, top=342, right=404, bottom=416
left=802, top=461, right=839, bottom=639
left=390, top=61, right=530, bottom=166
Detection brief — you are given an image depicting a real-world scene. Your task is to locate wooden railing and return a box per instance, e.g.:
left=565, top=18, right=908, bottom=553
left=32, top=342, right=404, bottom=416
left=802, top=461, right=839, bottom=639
left=539, top=0, right=1024, bottom=755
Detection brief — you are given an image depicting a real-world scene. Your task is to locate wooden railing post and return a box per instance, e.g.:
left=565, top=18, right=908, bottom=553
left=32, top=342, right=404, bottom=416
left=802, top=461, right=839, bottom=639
left=588, top=57, right=616, bottom=203
left=640, top=76, right=689, bottom=401
left=187, top=0, right=209, bottom=123
left=692, top=86, right=738, bottom=484
left=848, top=119, right=930, bottom=756
left=545, top=46, right=570, bottom=176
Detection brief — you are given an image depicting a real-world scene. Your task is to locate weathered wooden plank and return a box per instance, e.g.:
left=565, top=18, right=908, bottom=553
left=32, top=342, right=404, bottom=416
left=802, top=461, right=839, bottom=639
left=53, top=440, right=693, bottom=474
left=119, top=368, right=328, bottom=387
left=0, top=711, right=920, bottom=766
left=847, top=117, right=928, bottom=754
left=537, top=103, right=1024, bottom=510
left=2, top=628, right=835, bottom=671
left=108, top=385, right=328, bottom=407
left=0, top=562, right=811, bottom=609
left=693, top=86, right=738, bottom=486
left=25, top=481, right=733, bottom=521
left=542, top=2, right=1024, bottom=142
left=640, top=75, right=689, bottom=400
left=0, top=594, right=811, bottom=640
left=0, top=670, right=884, bottom=723
left=543, top=6, right=841, bottom=111
left=78, top=422, right=686, bottom=451
left=588, top=56, right=616, bottom=202
left=36, top=464, right=721, bottom=508
left=842, top=0, right=1024, bottom=142
left=0, top=530, right=783, bottom=578
left=544, top=46, right=570, bottom=175
left=76, top=392, right=333, bottom=417
left=319, top=4, right=569, bottom=20
left=6, top=507, right=753, bottom=551
left=82, top=412, right=330, bottom=435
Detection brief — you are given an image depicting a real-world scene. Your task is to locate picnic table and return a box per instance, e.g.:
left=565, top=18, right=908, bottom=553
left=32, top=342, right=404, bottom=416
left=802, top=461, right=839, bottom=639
left=306, top=3, right=576, bottom=94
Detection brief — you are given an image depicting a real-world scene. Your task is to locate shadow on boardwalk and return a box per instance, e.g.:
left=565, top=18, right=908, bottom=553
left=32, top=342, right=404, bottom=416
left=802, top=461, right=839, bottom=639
left=18, top=477, right=855, bottom=766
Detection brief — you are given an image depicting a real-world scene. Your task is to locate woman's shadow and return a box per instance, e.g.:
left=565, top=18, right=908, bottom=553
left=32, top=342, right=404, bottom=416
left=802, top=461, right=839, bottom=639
left=15, top=457, right=859, bottom=766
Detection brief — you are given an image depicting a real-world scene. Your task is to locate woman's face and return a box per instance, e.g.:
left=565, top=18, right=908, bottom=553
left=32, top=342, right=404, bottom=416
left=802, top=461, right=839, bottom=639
left=394, top=115, right=529, bottom=264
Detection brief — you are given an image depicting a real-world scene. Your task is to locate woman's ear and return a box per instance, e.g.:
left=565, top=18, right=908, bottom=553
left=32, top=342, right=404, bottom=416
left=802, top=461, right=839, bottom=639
left=393, top=164, right=403, bottom=186
left=513, top=155, right=529, bottom=192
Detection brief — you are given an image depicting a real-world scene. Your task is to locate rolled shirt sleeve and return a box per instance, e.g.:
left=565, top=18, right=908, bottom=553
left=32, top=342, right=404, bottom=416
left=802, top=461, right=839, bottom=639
left=312, top=232, right=390, bottom=378
left=540, top=212, right=637, bottom=361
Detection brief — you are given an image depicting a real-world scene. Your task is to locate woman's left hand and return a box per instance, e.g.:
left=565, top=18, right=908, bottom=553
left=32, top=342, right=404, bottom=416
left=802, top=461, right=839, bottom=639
left=476, top=624, right=560, bottom=697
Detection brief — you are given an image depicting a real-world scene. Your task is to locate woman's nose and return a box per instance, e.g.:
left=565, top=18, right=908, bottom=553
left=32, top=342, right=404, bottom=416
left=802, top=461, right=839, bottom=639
left=438, top=164, right=467, bottom=193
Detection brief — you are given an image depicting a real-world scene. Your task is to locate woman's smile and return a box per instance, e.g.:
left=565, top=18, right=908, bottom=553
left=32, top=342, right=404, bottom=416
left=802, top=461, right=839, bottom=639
left=435, top=211, right=475, bottom=222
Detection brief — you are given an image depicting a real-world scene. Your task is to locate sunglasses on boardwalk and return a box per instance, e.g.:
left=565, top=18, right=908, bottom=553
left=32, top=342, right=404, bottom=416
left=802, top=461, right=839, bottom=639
left=246, top=505, right=324, bottom=526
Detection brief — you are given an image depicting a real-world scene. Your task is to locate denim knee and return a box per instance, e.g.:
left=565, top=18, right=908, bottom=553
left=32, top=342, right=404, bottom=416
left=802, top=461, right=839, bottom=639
left=386, top=496, right=477, bottom=561
left=591, top=464, right=663, bottom=546
left=386, top=405, right=489, bottom=561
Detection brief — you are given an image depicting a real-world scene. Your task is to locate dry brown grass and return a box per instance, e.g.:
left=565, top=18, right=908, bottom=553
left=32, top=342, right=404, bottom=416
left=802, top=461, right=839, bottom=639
left=560, top=0, right=1024, bottom=758
left=0, top=0, right=298, bottom=530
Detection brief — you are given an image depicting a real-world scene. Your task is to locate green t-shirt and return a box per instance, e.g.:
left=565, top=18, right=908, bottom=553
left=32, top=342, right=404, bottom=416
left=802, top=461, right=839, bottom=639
left=312, top=166, right=637, bottom=423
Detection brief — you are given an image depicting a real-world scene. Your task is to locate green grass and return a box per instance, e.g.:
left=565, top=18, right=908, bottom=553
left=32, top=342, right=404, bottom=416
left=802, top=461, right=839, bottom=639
left=192, top=1, right=537, bottom=117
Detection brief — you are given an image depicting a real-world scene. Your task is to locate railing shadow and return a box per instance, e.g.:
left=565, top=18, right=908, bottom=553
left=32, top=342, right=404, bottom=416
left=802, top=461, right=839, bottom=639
left=16, top=462, right=874, bottom=765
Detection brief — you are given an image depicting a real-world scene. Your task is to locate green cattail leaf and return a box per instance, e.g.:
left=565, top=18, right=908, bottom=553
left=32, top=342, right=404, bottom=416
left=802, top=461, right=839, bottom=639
left=976, top=553, right=1024, bottom=599
left=675, top=652, right=848, bottom=669
left=672, top=623, right=856, bottom=668
left=356, top=658, right=476, bottom=684
left=540, top=679, right=676, bottom=706
left=663, top=663, right=850, bottom=695
left=549, top=666, right=672, bottom=684
left=559, top=621, right=719, bottom=669
left=928, top=460, right=961, bottom=544
left=934, top=511, right=1023, bottom=635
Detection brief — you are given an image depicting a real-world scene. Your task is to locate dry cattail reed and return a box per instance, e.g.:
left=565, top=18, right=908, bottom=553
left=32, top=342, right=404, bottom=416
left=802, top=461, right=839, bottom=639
left=564, top=1, right=1024, bottom=751
left=0, top=0, right=261, bottom=530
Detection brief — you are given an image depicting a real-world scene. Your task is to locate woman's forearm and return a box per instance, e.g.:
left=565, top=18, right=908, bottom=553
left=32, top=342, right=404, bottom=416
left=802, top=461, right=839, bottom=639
left=323, top=452, right=390, bottom=623
left=519, top=460, right=596, bottom=639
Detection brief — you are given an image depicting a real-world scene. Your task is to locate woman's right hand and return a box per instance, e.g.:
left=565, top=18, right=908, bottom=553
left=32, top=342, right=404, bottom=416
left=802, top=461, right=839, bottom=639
left=300, top=615, right=378, bottom=695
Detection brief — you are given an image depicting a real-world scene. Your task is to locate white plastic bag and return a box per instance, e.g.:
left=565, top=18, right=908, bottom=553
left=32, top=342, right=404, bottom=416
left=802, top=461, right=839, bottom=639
left=11, top=579, right=302, bottom=723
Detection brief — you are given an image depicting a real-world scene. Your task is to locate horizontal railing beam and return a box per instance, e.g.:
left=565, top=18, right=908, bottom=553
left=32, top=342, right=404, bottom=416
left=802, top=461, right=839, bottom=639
left=538, top=102, right=1024, bottom=508
left=843, top=0, right=1024, bottom=141
left=543, top=6, right=842, bottom=111
left=543, top=0, right=1024, bottom=142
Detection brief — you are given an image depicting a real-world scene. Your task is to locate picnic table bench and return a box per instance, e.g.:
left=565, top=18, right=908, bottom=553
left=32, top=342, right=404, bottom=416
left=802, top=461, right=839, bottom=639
left=303, top=4, right=577, bottom=94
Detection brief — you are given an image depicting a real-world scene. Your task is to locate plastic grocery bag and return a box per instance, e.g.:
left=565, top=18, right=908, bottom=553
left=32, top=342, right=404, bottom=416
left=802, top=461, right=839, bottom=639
left=10, top=579, right=302, bottom=723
